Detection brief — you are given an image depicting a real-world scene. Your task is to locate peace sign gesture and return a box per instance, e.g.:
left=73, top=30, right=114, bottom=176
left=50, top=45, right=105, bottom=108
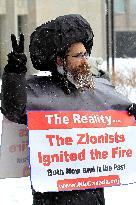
left=11, top=33, right=24, bottom=54
left=5, top=33, right=27, bottom=74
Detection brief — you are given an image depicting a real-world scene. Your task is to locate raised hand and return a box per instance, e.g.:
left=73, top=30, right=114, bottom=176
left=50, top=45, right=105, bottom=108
left=127, top=103, right=136, bottom=120
left=11, top=33, right=24, bottom=53
left=5, top=33, right=27, bottom=73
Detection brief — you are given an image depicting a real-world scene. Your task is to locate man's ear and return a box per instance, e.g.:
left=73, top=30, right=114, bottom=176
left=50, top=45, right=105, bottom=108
left=56, top=56, right=63, bottom=66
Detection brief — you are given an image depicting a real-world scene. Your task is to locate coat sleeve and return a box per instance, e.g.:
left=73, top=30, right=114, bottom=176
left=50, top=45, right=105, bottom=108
left=1, top=71, right=27, bottom=125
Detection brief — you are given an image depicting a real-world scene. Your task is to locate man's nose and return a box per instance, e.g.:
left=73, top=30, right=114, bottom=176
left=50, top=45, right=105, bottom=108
left=80, top=56, right=88, bottom=65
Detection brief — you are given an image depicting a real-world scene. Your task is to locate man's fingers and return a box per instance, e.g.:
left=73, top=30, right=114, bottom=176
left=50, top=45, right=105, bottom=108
left=19, top=33, right=24, bottom=53
left=11, top=33, right=25, bottom=53
left=11, top=34, right=18, bottom=52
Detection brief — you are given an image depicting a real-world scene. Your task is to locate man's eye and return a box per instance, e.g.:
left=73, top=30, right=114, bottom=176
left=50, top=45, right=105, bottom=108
left=73, top=54, right=81, bottom=58
left=72, top=52, right=89, bottom=59
left=84, top=52, right=89, bottom=57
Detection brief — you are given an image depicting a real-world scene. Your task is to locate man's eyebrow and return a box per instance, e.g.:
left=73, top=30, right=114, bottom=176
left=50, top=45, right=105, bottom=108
left=72, top=51, right=86, bottom=55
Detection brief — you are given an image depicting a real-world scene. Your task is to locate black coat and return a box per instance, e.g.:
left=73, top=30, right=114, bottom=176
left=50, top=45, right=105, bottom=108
left=2, top=72, right=131, bottom=124
left=1, top=71, right=131, bottom=205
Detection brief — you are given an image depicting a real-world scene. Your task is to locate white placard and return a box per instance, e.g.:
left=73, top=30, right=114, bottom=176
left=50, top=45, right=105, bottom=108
left=28, top=110, right=136, bottom=192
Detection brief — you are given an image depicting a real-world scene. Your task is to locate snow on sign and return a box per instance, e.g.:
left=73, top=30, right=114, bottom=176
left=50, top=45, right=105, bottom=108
left=27, top=110, right=136, bottom=192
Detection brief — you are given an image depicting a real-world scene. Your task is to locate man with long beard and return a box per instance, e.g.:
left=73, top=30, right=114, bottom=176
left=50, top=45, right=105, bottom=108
left=57, top=42, right=95, bottom=92
left=1, top=14, right=136, bottom=205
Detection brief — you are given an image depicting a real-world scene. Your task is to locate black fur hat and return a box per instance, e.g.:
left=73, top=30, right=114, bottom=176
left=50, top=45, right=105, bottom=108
left=29, top=14, right=94, bottom=71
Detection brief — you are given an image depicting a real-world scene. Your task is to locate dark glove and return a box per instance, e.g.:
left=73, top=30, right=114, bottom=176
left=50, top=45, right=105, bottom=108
left=98, top=69, right=111, bottom=82
left=4, top=33, right=27, bottom=74
left=127, top=103, right=136, bottom=120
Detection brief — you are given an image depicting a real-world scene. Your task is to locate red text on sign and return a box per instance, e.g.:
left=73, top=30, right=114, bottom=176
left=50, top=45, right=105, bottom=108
left=46, top=135, right=73, bottom=146
left=38, top=149, right=85, bottom=166
left=112, top=147, right=132, bottom=158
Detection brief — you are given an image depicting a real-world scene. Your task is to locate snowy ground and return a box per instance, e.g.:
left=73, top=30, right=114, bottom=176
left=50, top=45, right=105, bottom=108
left=0, top=58, right=136, bottom=205
left=0, top=176, right=135, bottom=205
left=0, top=177, right=33, bottom=205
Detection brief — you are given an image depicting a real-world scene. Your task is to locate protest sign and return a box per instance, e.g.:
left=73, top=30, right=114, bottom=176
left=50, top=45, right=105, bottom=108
left=27, top=110, right=136, bottom=192
left=0, top=117, right=30, bottom=178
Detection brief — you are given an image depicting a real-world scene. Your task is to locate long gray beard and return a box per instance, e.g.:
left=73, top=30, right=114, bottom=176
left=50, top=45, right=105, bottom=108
left=67, top=64, right=95, bottom=92
left=75, top=72, right=95, bottom=91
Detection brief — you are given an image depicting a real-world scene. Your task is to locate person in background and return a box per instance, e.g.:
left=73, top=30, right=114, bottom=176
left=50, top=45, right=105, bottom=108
left=1, top=14, right=136, bottom=205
